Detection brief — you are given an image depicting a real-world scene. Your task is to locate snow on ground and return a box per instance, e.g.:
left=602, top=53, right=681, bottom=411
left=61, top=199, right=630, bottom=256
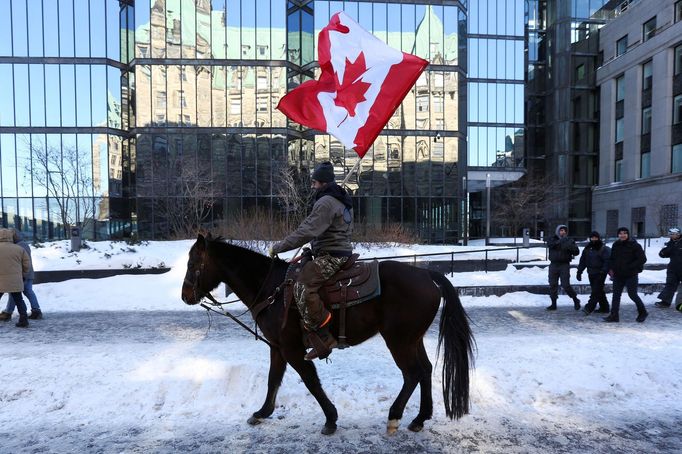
left=1, top=237, right=680, bottom=453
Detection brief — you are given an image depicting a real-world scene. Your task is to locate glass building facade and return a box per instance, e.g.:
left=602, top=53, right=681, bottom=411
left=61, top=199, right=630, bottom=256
left=0, top=0, right=468, bottom=242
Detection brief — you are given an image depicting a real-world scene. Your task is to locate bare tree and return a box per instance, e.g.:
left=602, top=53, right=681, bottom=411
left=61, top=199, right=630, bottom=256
left=276, top=165, right=314, bottom=232
left=492, top=173, right=559, bottom=238
left=24, top=138, right=100, bottom=237
left=155, top=157, right=221, bottom=238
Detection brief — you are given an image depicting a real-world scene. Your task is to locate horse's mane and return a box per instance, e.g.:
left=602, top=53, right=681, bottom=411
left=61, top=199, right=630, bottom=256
left=206, top=236, right=288, bottom=266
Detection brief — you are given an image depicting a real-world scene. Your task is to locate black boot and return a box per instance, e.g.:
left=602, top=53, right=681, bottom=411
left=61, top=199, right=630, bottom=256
left=573, top=297, right=581, bottom=311
left=636, top=310, right=648, bottom=323
left=603, top=313, right=619, bottom=323
left=15, top=315, right=29, bottom=328
left=546, top=299, right=557, bottom=311
left=29, top=309, right=43, bottom=320
left=304, top=325, right=338, bottom=361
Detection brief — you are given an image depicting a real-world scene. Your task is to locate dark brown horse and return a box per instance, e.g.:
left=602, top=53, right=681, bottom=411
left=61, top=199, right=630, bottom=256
left=181, top=233, right=474, bottom=435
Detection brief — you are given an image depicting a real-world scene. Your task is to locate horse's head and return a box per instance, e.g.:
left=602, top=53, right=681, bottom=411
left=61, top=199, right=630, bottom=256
left=181, top=233, right=222, bottom=305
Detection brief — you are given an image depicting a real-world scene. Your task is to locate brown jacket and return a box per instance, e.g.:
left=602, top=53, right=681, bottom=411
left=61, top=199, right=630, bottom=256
left=273, top=194, right=353, bottom=256
left=0, top=229, right=30, bottom=293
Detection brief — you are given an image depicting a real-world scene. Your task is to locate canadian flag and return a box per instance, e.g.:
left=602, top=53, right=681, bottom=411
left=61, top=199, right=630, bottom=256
left=277, top=12, right=428, bottom=158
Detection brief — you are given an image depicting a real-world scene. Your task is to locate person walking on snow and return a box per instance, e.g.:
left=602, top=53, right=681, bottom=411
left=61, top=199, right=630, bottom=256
left=0, top=230, right=43, bottom=321
left=546, top=224, right=581, bottom=311
left=604, top=227, right=648, bottom=323
left=0, top=228, right=31, bottom=328
left=654, top=227, right=682, bottom=310
left=577, top=231, right=611, bottom=315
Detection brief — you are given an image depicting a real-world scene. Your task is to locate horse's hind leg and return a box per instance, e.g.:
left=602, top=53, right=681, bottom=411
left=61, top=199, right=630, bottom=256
left=407, top=341, right=433, bottom=432
left=248, top=347, right=287, bottom=425
left=385, top=340, right=424, bottom=435
left=286, top=355, right=338, bottom=435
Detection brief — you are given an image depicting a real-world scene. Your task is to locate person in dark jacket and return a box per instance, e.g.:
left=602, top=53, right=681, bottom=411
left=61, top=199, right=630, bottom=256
left=654, top=227, right=682, bottom=308
left=577, top=231, right=611, bottom=315
left=269, top=161, right=353, bottom=361
left=604, top=227, right=648, bottom=323
left=546, top=224, right=581, bottom=311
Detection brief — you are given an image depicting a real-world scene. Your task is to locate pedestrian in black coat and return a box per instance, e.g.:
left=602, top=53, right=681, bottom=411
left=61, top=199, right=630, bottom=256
left=604, top=227, right=648, bottom=323
left=577, top=231, right=611, bottom=314
left=655, top=227, right=682, bottom=309
left=546, top=224, right=581, bottom=311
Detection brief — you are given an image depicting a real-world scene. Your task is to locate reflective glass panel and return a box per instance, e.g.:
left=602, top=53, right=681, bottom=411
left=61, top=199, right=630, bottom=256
left=1, top=134, right=17, bottom=196
left=59, top=0, right=75, bottom=57
left=45, top=65, right=61, bottom=127
left=12, top=0, right=28, bottom=56
left=211, top=0, right=226, bottom=59
left=106, top=0, right=121, bottom=60
left=197, top=0, right=211, bottom=58
left=0, top=2, right=11, bottom=56
left=107, top=66, right=122, bottom=129
left=136, top=65, right=152, bottom=127
left=30, top=64, right=45, bottom=127
left=76, top=65, right=92, bottom=127
left=256, top=0, right=270, bottom=60
left=226, top=0, right=241, bottom=59
left=14, top=65, right=29, bottom=126
left=61, top=65, right=76, bottom=127
left=74, top=0, right=90, bottom=57
left=28, top=0, right=44, bottom=56
left=91, top=65, right=108, bottom=127
left=211, top=66, right=226, bottom=127
left=91, top=1, right=107, bottom=57
left=271, top=1, right=286, bottom=59
left=152, top=65, right=167, bottom=126
left=181, top=0, right=196, bottom=58
left=0, top=65, right=14, bottom=126
left=197, top=65, right=211, bottom=127
left=16, top=134, right=31, bottom=197
left=150, top=0, right=166, bottom=57
left=136, top=0, right=151, bottom=58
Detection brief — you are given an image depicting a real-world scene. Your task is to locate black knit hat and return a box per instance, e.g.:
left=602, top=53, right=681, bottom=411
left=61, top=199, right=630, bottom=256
left=617, top=226, right=629, bottom=235
left=312, top=161, right=335, bottom=183
left=589, top=231, right=601, bottom=239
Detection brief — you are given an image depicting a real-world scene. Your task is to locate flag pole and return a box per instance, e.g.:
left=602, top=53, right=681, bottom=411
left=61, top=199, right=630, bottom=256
left=341, top=156, right=362, bottom=187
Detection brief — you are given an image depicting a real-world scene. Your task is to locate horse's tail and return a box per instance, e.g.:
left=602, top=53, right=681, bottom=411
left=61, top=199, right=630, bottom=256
left=430, top=270, right=475, bottom=420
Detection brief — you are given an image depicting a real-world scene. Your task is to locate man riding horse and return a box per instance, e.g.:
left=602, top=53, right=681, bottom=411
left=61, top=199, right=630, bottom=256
left=268, top=161, right=353, bottom=361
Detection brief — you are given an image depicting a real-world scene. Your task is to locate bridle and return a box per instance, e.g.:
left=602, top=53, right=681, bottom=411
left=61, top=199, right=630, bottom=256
left=184, top=244, right=279, bottom=348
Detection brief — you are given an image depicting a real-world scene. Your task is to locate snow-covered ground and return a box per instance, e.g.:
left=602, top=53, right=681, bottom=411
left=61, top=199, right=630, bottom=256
left=2, top=237, right=680, bottom=453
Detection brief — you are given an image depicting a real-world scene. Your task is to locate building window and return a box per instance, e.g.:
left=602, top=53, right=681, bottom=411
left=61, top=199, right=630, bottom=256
left=640, top=152, right=650, bottom=178
left=661, top=204, right=679, bottom=233
left=616, top=117, right=624, bottom=142
left=642, top=107, right=652, bottom=134
left=673, top=144, right=682, bottom=173
left=676, top=45, right=682, bottom=76
left=230, top=99, right=241, bottom=115
left=616, top=36, right=628, bottom=56
left=417, top=95, right=429, bottom=112
left=576, top=63, right=585, bottom=81
left=676, top=1, right=682, bottom=23
left=156, top=91, right=166, bottom=109
left=674, top=95, right=682, bottom=124
left=616, top=75, right=625, bottom=101
left=178, top=90, right=187, bottom=108
left=642, top=60, right=652, bottom=90
left=615, top=159, right=623, bottom=181
left=643, top=17, right=656, bottom=42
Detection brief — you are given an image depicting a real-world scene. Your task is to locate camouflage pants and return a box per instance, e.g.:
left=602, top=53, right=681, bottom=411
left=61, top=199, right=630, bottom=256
left=294, top=254, right=348, bottom=331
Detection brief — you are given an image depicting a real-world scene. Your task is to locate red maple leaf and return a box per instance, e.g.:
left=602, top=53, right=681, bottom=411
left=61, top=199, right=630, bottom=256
left=333, top=52, right=372, bottom=117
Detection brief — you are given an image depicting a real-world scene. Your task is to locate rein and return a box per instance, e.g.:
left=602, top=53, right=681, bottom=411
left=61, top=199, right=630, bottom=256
left=190, top=248, right=282, bottom=349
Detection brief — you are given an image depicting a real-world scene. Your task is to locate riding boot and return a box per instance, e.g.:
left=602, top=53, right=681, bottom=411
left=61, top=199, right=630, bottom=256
left=304, top=321, right=338, bottom=361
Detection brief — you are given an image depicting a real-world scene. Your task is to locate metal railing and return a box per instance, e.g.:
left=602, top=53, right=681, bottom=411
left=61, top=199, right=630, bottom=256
left=357, top=245, right=546, bottom=274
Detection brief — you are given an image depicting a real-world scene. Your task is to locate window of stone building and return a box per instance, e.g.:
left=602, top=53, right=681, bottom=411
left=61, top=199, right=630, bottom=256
left=642, top=106, right=652, bottom=134
left=676, top=45, right=682, bottom=75
left=675, top=1, right=682, bottom=23
left=640, top=151, right=650, bottom=178
left=616, top=117, right=624, bottom=142
left=674, top=95, right=682, bottom=124
left=616, top=36, right=628, bottom=57
left=673, top=144, right=682, bottom=173
left=661, top=204, right=679, bottom=233
left=643, top=17, right=656, bottom=42
left=616, top=75, right=625, bottom=101
left=615, top=159, right=623, bottom=181
left=642, top=60, right=652, bottom=90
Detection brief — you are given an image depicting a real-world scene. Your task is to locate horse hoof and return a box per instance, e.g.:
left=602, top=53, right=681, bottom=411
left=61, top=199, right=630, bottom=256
left=321, top=423, right=337, bottom=435
left=247, top=415, right=263, bottom=426
left=386, top=419, right=400, bottom=435
left=407, top=422, right=423, bottom=432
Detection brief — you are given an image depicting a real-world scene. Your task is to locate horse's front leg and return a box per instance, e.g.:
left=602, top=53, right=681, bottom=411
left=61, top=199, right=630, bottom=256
left=247, top=347, right=287, bottom=425
left=286, top=353, right=338, bottom=435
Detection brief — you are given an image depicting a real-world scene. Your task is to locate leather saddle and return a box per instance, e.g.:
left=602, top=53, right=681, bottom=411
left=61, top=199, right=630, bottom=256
left=282, top=253, right=381, bottom=349
left=283, top=253, right=381, bottom=310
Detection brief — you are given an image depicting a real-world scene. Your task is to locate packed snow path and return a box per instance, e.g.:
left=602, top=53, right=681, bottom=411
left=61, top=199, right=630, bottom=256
left=3, top=305, right=681, bottom=453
